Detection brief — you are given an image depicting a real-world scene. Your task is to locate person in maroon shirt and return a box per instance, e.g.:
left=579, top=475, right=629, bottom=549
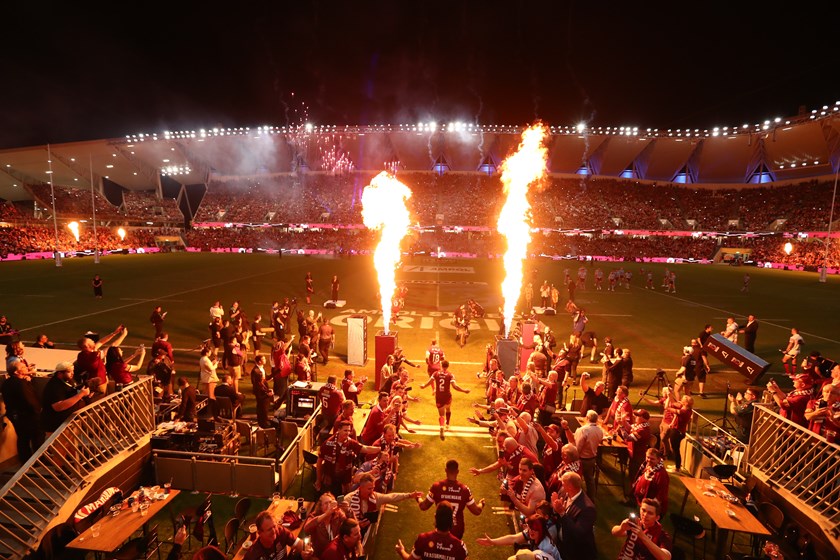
left=611, top=498, right=672, bottom=560
left=341, top=369, right=366, bottom=405
left=359, top=392, right=393, bottom=445
left=75, top=325, right=126, bottom=386
left=768, top=374, right=813, bottom=427
left=244, top=510, right=312, bottom=560
left=333, top=401, right=358, bottom=440
left=105, top=344, right=146, bottom=386
left=420, top=360, right=470, bottom=440
left=317, top=375, right=345, bottom=434
left=533, top=370, right=559, bottom=425
left=425, top=340, right=445, bottom=376
left=514, top=383, right=540, bottom=416
left=805, top=383, right=840, bottom=443
left=469, top=437, right=538, bottom=482
left=319, top=518, right=362, bottom=560
left=317, top=421, right=379, bottom=495
left=151, top=332, right=174, bottom=364
left=418, top=460, right=486, bottom=539
left=631, top=448, right=670, bottom=514
left=396, top=501, right=468, bottom=560
left=626, top=409, right=652, bottom=478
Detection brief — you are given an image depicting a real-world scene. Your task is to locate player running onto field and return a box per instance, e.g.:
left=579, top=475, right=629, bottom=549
left=420, top=360, right=470, bottom=440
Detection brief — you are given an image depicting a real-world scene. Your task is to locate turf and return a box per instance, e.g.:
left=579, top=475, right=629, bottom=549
left=3, top=253, right=840, bottom=559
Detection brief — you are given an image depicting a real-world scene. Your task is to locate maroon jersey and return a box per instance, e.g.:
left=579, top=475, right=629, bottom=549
left=431, top=370, right=455, bottom=406
left=359, top=405, right=387, bottom=445
left=318, top=383, right=344, bottom=417
left=539, top=381, right=558, bottom=410
left=781, top=390, right=811, bottom=427
left=341, top=377, right=360, bottom=404
left=426, top=346, right=444, bottom=373
left=425, top=480, right=475, bottom=539
left=617, top=521, right=671, bottom=560
left=502, top=444, right=538, bottom=479
left=333, top=415, right=358, bottom=440
left=516, top=393, right=540, bottom=415
left=244, top=525, right=298, bottom=560
left=410, top=531, right=468, bottom=560
left=319, top=536, right=358, bottom=560
left=320, top=436, right=363, bottom=483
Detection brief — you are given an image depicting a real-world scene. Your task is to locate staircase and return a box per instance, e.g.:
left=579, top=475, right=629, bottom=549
left=0, top=377, right=156, bottom=559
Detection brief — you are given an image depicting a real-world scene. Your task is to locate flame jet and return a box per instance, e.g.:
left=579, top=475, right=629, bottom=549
left=362, top=171, right=413, bottom=334
left=497, top=123, right=549, bottom=336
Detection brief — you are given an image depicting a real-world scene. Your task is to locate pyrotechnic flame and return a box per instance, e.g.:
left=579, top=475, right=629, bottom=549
left=68, top=221, right=80, bottom=242
left=362, top=171, right=413, bottom=334
left=497, top=123, right=549, bottom=336
left=117, top=227, right=126, bottom=241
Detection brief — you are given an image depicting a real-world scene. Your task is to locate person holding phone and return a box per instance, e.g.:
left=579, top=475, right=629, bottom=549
left=611, top=498, right=672, bottom=560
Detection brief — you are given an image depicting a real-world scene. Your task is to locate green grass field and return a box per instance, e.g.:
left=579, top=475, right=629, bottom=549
left=3, top=253, right=840, bottom=559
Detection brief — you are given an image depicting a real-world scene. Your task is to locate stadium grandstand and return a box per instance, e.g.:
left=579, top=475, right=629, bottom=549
left=0, top=106, right=839, bottom=268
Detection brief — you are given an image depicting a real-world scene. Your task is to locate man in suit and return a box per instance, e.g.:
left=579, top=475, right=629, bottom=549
left=740, top=314, right=759, bottom=354
left=551, top=471, right=596, bottom=560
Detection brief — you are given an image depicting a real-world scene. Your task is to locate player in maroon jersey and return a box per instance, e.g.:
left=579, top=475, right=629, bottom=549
left=396, top=501, right=468, bottom=560
left=420, top=360, right=471, bottom=440
left=425, top=340, right=445, bottom=376
left=317, top=421, right=379, bottom=495
left=317, top=375, right=345, bottom=435
left=418, top=460, right=486, bottom=539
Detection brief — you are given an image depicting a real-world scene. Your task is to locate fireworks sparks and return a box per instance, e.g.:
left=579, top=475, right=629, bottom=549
left=117, top=227, right=126, bottom=241
left=362, top=172, right=413, bottom=334
left=497, top=123, right=549, bottom=336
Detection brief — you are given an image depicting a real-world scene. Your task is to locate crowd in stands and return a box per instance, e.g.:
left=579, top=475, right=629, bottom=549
left=0, top=226, right=156, bottom=256
left=194, top=174, right=840, bottom=233
left=3, top=173, right=840, bottom=267
left=121, top=191, right=183, bottom=222
left=0, top=201, right=21, bottom=221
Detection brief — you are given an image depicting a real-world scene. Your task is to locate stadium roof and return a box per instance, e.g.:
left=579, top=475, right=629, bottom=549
left=1, top=109, right=839, bottom=202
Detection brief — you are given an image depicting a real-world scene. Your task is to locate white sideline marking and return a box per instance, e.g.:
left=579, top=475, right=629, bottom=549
left=18, top=266, right=299, bottom=334
left=640, top=287, right=840, bottom=345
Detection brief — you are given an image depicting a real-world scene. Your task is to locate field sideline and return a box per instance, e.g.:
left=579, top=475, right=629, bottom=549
left=3, top=253, right=840, bottom=559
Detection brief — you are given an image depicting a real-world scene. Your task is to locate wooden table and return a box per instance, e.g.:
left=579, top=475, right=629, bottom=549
left=231, top=499, right=312, bottom=560
left=66, top=489, right=181, bottom=553
left=679, top=477, right=769, bottom=558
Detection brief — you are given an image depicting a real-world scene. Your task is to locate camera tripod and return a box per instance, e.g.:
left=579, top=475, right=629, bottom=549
left=635, top=369, right=671, bottom=407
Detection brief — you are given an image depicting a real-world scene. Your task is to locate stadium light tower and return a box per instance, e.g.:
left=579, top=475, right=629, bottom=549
left=820, top=168, right=839, bottom=283
left=47, top=145, right=61, bottom=267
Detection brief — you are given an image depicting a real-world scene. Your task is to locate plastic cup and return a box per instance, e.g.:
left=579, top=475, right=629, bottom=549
left=164, top=481, right=171, bottom=496
left=91, top=523, right=101, bottom=538
left=272, top=492, right=281, bottom=504
left=131, top=501, right=139, bottom=513
left=249, top=523, right=258, bottom=541
left=140, top=503, right=149, bottom=517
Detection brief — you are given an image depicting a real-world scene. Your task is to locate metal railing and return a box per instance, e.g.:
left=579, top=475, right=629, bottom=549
left=152, top=407, right=321, bottom=497
left=0, top=376, right=156, bottom=559
left=685, top=409, right=748, bottom=473
left=749, top=404, right=840, bottom=545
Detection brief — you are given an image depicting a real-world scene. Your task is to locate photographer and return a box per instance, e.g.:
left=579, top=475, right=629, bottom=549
left=729, top=387, right=759, bottom=443
left=805, top=383, right=840, bottom=443
left=767, top=374, right=812, bottom=427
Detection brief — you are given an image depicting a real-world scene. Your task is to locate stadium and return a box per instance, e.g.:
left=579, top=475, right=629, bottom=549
left=1, top=103, right=840, bottom=560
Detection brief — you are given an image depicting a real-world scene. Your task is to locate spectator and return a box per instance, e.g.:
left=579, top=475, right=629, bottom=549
left=0, top=362, right=44, bottom=462
left=244, top=510, right=312, bottom=560
left=610, top=498, right=672, bottom=560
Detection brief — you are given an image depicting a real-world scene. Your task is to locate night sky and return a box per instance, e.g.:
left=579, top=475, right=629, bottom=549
left=2, top=2, right=839, bottom=149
